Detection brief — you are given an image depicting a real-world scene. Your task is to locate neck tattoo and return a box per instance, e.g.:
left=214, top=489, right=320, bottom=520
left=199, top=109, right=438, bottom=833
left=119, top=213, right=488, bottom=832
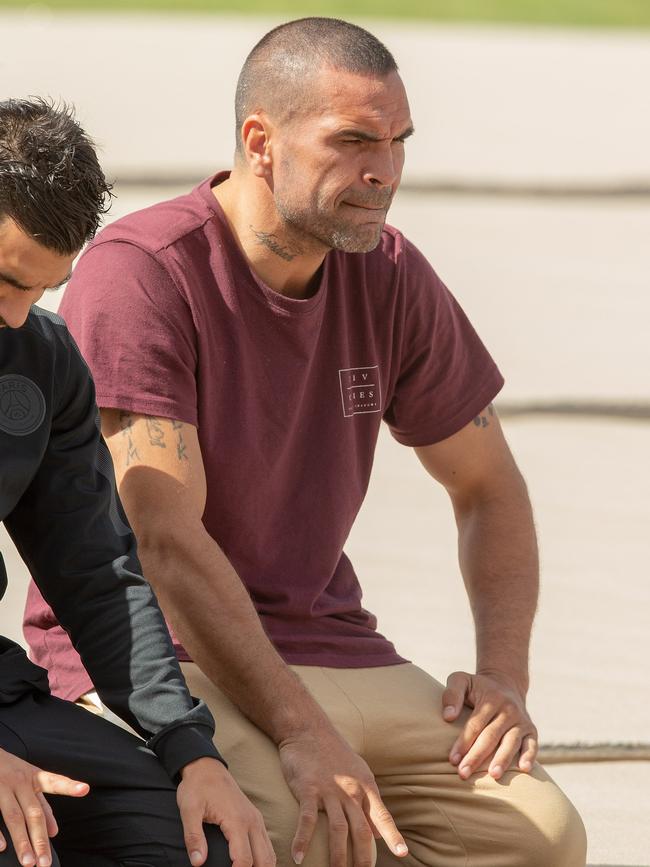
left=251, top=227, right=303, bottom=262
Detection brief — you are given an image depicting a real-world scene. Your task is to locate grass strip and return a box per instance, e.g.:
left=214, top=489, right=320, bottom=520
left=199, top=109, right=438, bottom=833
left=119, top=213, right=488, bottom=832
left=2, top=0, right=650, bottom=27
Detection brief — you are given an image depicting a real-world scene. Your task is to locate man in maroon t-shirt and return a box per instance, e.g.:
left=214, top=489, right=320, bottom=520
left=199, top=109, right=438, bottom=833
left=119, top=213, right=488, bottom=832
left=24, top=17, right=586, bottom=867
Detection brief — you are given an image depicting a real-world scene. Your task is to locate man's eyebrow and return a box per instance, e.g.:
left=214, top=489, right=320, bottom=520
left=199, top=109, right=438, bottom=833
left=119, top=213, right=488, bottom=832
left=0, top=270, right=34, bottom=291
left=336, top=125, right=415, bottom=142
left=0, top=269, right=72, bottom=291
left=397, top=126, right=415, bottom=141
left=50, top=271, right=72, bottom=290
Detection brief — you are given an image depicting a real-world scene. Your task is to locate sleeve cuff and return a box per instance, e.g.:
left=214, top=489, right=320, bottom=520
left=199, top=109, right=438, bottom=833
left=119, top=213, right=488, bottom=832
left=148, top=721, right=228, bottom=782
left=389, top=370, right=504, bottom=447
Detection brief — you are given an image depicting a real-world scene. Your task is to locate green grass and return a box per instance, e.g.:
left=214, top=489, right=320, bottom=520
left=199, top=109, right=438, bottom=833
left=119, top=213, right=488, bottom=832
left=3, top=0, right=650, bottom=27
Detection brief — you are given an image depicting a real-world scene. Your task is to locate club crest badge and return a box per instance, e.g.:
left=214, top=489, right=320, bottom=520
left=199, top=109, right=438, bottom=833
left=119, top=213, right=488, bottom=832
left=0, top=375, right=46, bottom=436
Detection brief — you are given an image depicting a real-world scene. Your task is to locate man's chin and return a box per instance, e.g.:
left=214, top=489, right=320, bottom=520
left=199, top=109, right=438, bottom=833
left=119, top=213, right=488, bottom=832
left=329, top=223, right=384, bottom=254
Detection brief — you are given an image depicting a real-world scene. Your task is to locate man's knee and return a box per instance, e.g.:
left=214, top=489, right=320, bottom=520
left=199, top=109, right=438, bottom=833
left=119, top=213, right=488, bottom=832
left=0, top=851, right=60, bottom=867
left=505, top=779, right=587, bottom=867
left=527, top=796, right=587, bottom=867
left=267, top=810, right=370, bottom=867
left=0, top=828, right=61, bottom=867
left=201, top=825, right=232, bottom=867
left=156, top=824, right=231, bottom=867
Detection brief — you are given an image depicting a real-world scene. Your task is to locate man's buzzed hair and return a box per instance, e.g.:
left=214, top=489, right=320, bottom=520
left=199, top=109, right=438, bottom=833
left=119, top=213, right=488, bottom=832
left=0, top=97, right=112, bottom=255
left=235, top=17, right=398, bottom=154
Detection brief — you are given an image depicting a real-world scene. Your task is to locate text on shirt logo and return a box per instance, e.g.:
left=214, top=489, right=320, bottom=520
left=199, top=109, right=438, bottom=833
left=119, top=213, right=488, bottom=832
left=338, top=366, right=381, bottom=418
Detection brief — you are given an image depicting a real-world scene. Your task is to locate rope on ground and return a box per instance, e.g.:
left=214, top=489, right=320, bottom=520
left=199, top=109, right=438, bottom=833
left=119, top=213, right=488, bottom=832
left=108, top=173, right=650, bottom=200
left=538, top=743, right=650, bottom=764
left=497, top=401, right=650, bottom=421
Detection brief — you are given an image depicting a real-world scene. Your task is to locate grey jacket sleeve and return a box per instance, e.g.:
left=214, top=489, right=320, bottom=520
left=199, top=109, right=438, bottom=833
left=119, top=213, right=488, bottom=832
left=5, top=336, right=225, bottom=781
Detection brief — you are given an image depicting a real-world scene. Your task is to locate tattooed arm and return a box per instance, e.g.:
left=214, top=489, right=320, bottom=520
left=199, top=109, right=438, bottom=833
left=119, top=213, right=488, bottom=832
left=101, top=409, right=407, bottom=867
left=414, top=405, right=540, bottom=781
left=104, top=411, right=302, bottom=721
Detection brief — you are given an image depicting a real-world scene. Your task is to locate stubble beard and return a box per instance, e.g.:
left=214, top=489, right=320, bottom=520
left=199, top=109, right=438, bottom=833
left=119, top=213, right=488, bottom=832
left=274, top=189, right=389, bottom=254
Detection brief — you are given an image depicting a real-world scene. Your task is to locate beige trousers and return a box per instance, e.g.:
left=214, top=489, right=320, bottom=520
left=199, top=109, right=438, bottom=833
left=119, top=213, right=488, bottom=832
left=180, top=662, right=587, bottom=867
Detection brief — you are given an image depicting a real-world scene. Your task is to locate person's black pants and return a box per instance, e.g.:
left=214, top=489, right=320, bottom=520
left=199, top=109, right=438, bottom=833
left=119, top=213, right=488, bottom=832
left=0, top=690, right=230, bottom=866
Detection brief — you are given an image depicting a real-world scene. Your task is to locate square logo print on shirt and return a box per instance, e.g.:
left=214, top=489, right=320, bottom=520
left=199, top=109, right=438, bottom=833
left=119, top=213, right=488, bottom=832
left=338, top=365, right=382, bottom=418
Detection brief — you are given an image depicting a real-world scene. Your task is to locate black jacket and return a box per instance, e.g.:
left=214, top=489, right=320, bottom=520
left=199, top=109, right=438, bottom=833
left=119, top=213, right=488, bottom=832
left=0, top=306, right=224, bottom=780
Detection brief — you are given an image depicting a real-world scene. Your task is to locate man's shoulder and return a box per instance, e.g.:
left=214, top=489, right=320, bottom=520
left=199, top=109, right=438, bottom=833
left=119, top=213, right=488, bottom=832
left=87, top=181, right=211, bottom=259
left=379, top=222, right=406, bottom=249
left=23, top=307, right=90, bottom=375
left=365, top=224, right=425, bottom=270
left=344, top=224, right=433, bottom=288
left=7, top=309, right=87, bottom=398
left=22, top=307, right=72, bottom=353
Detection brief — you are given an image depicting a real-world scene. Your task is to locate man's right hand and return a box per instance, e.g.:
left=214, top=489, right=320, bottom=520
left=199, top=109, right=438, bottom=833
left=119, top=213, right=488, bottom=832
left=0, top=748, right=89, bottom=867
left=279, top=729, right=408, bottom=867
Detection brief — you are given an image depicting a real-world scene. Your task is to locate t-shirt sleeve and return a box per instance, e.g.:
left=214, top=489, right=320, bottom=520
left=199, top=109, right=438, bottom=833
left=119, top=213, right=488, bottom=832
left=59, top=240, right=199, bottom=426
left=383, top=237, right=504, bottom=447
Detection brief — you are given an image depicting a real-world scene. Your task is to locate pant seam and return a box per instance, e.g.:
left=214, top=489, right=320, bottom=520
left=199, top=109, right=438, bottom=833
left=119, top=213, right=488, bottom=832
left=0, top=719, right=31, bottom=764
left=397, top=785, right=469, bottom=867
left=317, top=668, right=367, bottom=754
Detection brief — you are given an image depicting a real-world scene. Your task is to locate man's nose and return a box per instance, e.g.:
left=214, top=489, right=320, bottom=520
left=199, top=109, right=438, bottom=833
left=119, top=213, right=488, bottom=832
left=2, top=289, right=43, bottom=328
left=362, top=145, right=401, bottom=189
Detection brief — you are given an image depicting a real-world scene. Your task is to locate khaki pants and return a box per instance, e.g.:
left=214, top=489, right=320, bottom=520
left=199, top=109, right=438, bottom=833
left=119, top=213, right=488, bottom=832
left=180, top=662, right=587, bottom=867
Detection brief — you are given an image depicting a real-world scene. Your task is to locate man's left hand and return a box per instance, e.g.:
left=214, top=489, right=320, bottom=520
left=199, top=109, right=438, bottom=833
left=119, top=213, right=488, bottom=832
left=442, top=671, right=538, bottom=781
left=177, top=757, right=276, bottom=867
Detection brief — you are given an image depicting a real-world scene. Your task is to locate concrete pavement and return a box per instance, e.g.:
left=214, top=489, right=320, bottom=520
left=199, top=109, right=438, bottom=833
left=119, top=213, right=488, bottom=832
left=1, top=11, right=649, bottom=865
left=2, top=11, right=650, bottom=186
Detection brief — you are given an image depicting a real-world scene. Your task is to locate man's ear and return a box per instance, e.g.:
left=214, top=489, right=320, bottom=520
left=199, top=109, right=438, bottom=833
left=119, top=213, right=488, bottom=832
left=241, top=113, right=273, bottom=178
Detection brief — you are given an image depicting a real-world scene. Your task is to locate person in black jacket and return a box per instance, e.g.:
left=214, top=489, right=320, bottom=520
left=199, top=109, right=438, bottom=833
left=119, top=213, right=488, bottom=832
left=0, top=98, right=275, bottom=867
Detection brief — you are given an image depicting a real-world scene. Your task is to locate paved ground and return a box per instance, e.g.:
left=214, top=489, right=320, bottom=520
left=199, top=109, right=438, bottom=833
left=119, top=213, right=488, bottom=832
left=2, top=11, right=650, bottom=185
left=1, top=11, right=649, bottom=865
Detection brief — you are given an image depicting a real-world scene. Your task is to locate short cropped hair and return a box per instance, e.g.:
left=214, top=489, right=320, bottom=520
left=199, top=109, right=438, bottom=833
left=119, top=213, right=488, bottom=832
left=235, top=17, right=398, bottom=153
left=0, top=98, right=112, bottom=255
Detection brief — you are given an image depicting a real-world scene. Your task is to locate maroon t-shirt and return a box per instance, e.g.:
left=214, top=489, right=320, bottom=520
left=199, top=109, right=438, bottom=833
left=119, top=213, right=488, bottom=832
left=24, top=173, right=504, bottom=701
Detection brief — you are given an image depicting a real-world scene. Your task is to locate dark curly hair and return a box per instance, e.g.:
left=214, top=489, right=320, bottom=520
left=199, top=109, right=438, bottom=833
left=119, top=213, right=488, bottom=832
left=0, top=97, right=113, bottom=255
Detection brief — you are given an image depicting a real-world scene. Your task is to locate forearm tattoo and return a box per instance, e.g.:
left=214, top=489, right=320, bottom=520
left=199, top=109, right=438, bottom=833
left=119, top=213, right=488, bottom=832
left=145, top=416, right=166, bottom=449
left=172, top=419, right=188, bottom=462
left=117, top=413, right=187, bottom=464
left=119, top=410, right=141, bottom=466
left=473, top=403, right=495, bottom=429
